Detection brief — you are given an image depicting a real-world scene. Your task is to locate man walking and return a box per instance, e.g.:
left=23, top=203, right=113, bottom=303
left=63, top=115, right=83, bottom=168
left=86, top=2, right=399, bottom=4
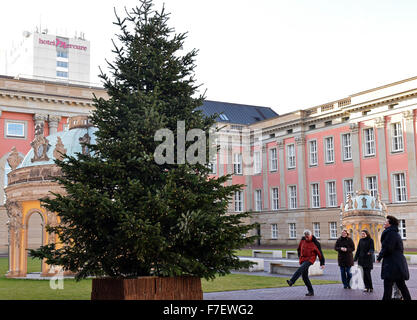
left=376, top=215, right=411, bottom=300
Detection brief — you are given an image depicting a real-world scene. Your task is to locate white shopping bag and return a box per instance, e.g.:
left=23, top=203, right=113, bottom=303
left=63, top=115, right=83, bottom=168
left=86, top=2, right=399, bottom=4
left=350, top=265, right=365, bottom=290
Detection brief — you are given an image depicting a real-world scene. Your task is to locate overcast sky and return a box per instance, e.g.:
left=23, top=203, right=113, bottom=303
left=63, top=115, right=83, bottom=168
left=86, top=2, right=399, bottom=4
left=1, top=0, right=417, bottom=114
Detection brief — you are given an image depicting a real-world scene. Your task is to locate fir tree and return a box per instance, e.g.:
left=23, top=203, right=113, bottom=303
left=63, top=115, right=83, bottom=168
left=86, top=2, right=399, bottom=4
left=31, top=0, right=257, bottom=280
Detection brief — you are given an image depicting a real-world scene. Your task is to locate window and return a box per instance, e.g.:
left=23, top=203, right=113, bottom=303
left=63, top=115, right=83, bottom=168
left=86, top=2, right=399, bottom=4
left=233, top=153, right=242, bottom=174
left=309, top=140, right=318, bottom=166
left=289, top=223, right=296, bottom=239
left=342, top=133, right=352, bottom=160
left=326, top=181, right=337, bottom=207
left=271, top=224, right=278, bottom=239
left=234, top=191, right=244, bottom=212
left=56, top=71, right=68, bottom=78
left=325, top=137, right=334, bottom=163
left=287, top=144, right=296, bottom=169
left=364, top=128, right=376, bottom=156
left=366, top=176, right=378, bottom=198
left=344, top=179, right=354, bottom=203
left=393, top=173, right=407, bottom=202
left=6, top=122, right=25, bottom=138
left=271, top=187, right=279, bottom=210
left=57, top=51, right=68, bottom=58
left=57, top=61, right=68, bottom=68
left=313, top=222, right=320, bottom=239
left=330, top=222, right=338, bottom=239
left=392, top=123, right=404, bottom=152
left=399, top=219, right=406, bottom=239
left=219, top=114, right=229, bottom=121
left=311, top=183, right=320, bottom=208
left=254, top=151, right=261, bottom=174
left=209, top=155, right=217, bottom=174
left=255, top=190, right=262, bottom=211
left=288, top=185, right=297, bottom=209
left=269, top=148, right=278, bottom=171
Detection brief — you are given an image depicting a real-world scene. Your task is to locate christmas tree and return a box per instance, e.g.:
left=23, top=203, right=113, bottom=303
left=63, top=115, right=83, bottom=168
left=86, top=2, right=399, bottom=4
left=31, top=0, right=256, bottom=280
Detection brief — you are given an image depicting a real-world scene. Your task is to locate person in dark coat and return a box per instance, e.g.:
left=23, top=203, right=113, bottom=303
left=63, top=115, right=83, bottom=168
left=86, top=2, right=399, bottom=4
left=376, top=215, right=411, bottom=300
left=287, top=230, right=325, bottom=296
left=335, top=229, right=355, bottom=289
left=354, top=229, right=375, bottom=292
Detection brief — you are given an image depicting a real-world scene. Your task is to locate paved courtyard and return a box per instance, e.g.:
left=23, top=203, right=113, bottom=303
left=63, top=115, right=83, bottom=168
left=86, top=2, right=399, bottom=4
left=204, top=258, right=417, bottom=300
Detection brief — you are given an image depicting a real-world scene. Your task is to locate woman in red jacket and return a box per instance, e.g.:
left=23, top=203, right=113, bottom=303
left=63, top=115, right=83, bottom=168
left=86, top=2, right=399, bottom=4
left=287, top=230, right=325, bottom=296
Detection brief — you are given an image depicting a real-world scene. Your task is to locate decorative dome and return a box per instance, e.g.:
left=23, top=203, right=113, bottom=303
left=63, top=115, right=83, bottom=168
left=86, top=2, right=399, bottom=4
left=19, top=116, right=97, bottom=169
left=341, top=190, right=387, bottom=219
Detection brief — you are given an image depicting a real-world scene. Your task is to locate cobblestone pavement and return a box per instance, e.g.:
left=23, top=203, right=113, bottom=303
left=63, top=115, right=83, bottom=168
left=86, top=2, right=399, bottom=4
left=204, top=259, right=417, bottom=300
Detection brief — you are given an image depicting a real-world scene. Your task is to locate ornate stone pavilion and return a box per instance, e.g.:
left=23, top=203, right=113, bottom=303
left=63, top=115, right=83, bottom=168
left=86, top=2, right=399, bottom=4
left=340, top=190, right=387, bottom=252
left=4, top=115, right=95, bottom=277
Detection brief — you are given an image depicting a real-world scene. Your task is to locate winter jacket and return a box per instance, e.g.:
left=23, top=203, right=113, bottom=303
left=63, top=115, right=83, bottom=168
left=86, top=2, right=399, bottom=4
left=297, top=237, right=323, bottom=265
left=334, top=236, right=355, bottom=267
left=354, top=236, right=375, bottom=269
left=298, top=235, right=325, bottom=266
left=377, top=225, right=409, bottom=281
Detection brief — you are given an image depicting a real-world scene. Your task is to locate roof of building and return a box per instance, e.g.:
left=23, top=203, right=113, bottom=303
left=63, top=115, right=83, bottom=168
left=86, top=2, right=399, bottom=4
left=197, top=100, right=278, bottom=125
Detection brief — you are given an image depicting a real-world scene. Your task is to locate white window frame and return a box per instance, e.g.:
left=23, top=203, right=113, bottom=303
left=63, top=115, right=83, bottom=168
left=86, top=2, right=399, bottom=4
left=5, top=120, right=26, bottom=139
left=309, top=140, right=318, bottom=166
left=255, top=189, right=262, bottom=211
left=366, top=176, right=378, bottom=198
left=343, top=179, right=354, bottom=203
left=289, top=223, right=296, bottom=239
left=391, top=122, right=404, bottom=153
left=313, top=222, right=320, bottom=239
left=287, top=144, right=296, bottom=169
left=310, top=183, right=320, bottom=208
left=254, top=151, right=261, bottom=174
left=233, top=153, right=242, bottom=175
left=399, top=219, right=407, bottom=239
left=326, top=181, right=337, bottom=207
left=234, top=190, right=244, bottom=212
left=271, top=224, right=278, bottom=239
left=364, top=128, right=376, bottom=157
left=342, top=133, right=352, bottom=161
left=271, top=187, right=279, bottom=210
left=288, top=185, right=297, bottom=209
left=330, top=222, right=338, bottom=239
left=324, top=136, right=334, bottom=163
left=393, top=172, right=407, bottom=203
left=269, top=148, right=278, bottom=172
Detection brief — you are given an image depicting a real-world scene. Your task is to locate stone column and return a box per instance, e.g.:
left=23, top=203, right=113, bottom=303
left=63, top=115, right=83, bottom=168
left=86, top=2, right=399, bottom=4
left=33, top=114, right=48, bottom=136
left=48, top=115, right=61, bottom=136
left=375, top=117, right=389, bottom=202
left=277, top=139, right=286, bottom=209
left=349, top=123, right=362, bottom=193
left=403, top=110, right=417, bottom=201
left=5, top=200, right=23, bottom=278
left=295, top=134, right=307, bottom=208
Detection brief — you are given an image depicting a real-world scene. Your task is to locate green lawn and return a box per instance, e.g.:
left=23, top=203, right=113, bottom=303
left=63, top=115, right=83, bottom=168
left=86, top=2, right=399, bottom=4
left=0, top=256, right=339, bottom=300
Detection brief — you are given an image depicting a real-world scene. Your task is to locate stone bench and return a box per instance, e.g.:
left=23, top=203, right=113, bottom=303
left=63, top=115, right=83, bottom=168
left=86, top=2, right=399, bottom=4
left=237, top=257, right=265, bottom=272
left=286, top=251, right=298, bottom=260
left=270, top=260, right=323, bottom=276
left=252, top=249, right=282, bottom=259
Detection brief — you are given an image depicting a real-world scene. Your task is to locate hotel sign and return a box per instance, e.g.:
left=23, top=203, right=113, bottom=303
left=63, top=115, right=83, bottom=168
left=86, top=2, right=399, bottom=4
left=38, top=38, right=87, bottom=51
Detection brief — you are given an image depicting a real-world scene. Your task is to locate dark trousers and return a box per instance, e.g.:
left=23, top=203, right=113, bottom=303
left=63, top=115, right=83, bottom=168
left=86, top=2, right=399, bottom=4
left=362, top=267, right=373, bottom=290
left=290, top=261, right=313, bottom=293
left=340, top=266, right=352, bottom=288
left=382, top=279, right=411, bottom=300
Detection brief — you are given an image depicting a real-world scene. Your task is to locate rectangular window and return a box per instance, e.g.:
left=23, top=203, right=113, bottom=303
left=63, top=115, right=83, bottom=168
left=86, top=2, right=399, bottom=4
left=57, top=61, right=68, bottom=68
left=327, top=181, right=337, bottom=207
left=233, top=153, right=242, bottom=174
left=364, top=128, right=376, bottom=156
left=255, top=190, right=262, bottom=211
left=57, top=51, right=68, bottom=58
left=366, top=176, right=378, bottom=198
left=313, top=222, right=320, bottom=239
left=254, top=151, right=261, bottom=174
left=311, top=183, right=320, bottom=208
left=399, top=219, right=406, bottom=239
left=234, top=191, right=244, bottom=212
left=289, top=223, right=296, bottom=239
left=209, top=155, right=217, bottom=174
left=271, top=187, right=279, bottom=210
left=330, top=222, right=338, bottom=239
left=6, top=122, right=25, bottom=137
left=342, top=133, right=352, bottom=160
left=287, top=144, right=296, bottom=169
left=271, top=224, right=278, bottom=239
left=56, top=71, right=68, bottom=78
left=392, top=122, right=404, bottom=152
left=288, top=185, right=297, bottom=209
left=325, top=137, right=334, bottom=163
left=393, top=173, right=407, bottom=202
left=309, top=140, right=318, bottom=166
left=269, top=148, right=278, bottom=171
left=344, top=179, right=354, bottom=203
